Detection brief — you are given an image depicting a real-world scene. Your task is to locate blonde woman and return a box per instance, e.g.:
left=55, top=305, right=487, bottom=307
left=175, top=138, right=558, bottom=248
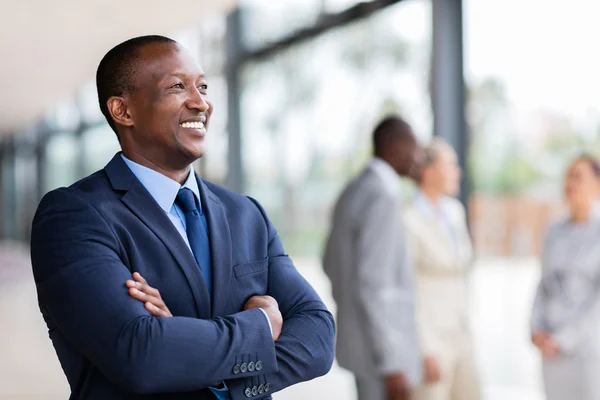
left=404, top=138, right=481, bottom=400
left=531, top=154, right=600, bottom=400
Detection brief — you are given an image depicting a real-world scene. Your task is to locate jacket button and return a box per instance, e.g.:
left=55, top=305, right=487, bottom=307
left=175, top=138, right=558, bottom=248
left=252, top=386, right=258, bottom=396
left=258, top=384, right=265, bottom=394
left=248, top=361, right=255, bottom=372
left=240, top=363, right=248, bottom=373
left=264, top=382, right=271, bottom=392
left=255, top=360, right=263, bottom=371
left=244, top=387, right=252, bottom=398
left=233, top=364, right=241, bottom=374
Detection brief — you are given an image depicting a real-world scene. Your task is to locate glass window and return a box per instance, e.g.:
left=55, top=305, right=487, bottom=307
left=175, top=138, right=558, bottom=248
left=81, top=124, right=121, bottom=176
left=13, top=145, right=37, bottom=241
left=44, top=132, right=79, bottom=192
left=240, top=0, right=432, bottom=256
left=44, top=98, right=81, bottom=132
left=239, top=0, right=325, bottom=50
left=324, top=0, right=369, bottom=13
left=1, top=141, right=16, bottom=239
left=466, top=0, right=600, bottom=258
left=79, top=80, right=105, bottom=125
left=465, top=1, right=600, bottom=398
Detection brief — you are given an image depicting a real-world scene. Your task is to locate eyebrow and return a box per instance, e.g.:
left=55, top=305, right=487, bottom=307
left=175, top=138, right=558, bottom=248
left=163, top=72, right=206, bottom=80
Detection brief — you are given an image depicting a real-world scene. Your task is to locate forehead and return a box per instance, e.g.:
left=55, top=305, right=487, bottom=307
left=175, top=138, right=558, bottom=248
left=439, top=145, right=456, bottom=161
left=135, top=42, right=204, bottom=83
left=569, top=159, right=594, bottom=174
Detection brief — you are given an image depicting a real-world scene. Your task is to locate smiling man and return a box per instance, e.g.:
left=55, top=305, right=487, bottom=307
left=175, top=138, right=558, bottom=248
left=30, top=35, right=335, bottom=400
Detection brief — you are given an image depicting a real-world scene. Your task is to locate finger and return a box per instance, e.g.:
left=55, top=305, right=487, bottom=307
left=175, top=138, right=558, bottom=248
left=125, top=280, right=137, bottom=288
left=132, top=272, right=147, bottom=285
left=132, top=288, right=168, bottom=312
left=146, top=301, right=172, bottom=317
left=145, top=301, right=166, bottom=317
left=135, top=282, right=162, bottom=299
left=128, top=287, right=148, bottom=302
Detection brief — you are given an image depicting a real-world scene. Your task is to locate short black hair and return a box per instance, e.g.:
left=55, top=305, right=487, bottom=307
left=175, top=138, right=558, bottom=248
left=96, top=35, right=177, bottom=137
left=372, top=116, right=414, bottom=156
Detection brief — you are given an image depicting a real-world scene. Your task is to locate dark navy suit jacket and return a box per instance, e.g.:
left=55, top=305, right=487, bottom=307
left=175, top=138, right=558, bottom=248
left=30, top=154, right=335, bottom=399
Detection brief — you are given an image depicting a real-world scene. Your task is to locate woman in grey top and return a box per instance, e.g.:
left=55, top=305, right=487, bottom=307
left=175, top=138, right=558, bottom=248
left=531, top=154, right=600, bottom=400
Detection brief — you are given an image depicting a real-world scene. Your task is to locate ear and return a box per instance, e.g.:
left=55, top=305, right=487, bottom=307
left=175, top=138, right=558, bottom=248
left=106, top=96, right=134, bottom=128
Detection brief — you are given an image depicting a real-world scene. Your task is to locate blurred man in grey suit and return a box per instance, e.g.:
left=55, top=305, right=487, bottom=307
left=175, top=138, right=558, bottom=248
left=323, top=117, right=421, bottom=400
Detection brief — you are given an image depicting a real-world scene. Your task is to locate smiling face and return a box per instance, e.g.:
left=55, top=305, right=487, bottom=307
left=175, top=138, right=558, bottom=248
left=107, top=41, right=213, bottom=171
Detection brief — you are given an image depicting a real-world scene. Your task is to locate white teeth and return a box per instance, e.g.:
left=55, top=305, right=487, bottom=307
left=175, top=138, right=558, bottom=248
left=180, top=121, right=205, bottom=129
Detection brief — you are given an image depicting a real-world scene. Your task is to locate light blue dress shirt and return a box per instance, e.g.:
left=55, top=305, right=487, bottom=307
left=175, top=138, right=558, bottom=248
left=121, top=155, right=271, bottom=399
left=121, top=155, right=201, bottom=247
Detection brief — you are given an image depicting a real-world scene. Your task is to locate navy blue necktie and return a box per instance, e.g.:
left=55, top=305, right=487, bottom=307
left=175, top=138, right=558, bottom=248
left=175, top=188, right=212, bottom=296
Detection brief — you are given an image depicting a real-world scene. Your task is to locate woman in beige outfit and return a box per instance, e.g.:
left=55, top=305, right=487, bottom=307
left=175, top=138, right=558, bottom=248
left=404, top=139, right=481, bottom=400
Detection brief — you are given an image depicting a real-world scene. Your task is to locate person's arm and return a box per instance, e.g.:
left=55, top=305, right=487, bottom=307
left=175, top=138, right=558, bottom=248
left=530, top=226, right=561, bottom=357
left=223, top=198, right=336, bottom=398
left=531, top=226, right=554, bottom=336
left=531, top=281, right=547, bottom=334
left=552, top=279, right=600, bottom=354
left=30, top=188, right=277, bottom=394
left=355, top=195, right=418, bottom=378
left=403, top=216, right=442, bottom=384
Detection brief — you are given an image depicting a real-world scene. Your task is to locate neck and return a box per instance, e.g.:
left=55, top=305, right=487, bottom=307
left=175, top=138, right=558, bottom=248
left=122, top=149, right=191, bottom=185
left=421, top=185, right=442, bottom=204
left=571, top=203, right=593, bottom=223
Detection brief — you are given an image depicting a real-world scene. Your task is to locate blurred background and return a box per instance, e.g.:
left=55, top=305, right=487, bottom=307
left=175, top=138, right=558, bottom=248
left=1, top=0, right=599, bottom=399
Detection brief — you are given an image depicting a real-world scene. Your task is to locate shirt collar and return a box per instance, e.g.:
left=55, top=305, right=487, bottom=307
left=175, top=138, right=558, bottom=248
left=414, top=190, right=449, bottom=218
left=121, top=154, right=201, bottom=212
left=368, top=157, right=401, bottom=195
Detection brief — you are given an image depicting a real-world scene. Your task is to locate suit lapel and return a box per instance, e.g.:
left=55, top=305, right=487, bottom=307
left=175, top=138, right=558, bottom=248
left=419, top=206, right=457, bottom=254
left=197, top=178, right=233, bottom=317
left=104, top=154, right=211, bottom=319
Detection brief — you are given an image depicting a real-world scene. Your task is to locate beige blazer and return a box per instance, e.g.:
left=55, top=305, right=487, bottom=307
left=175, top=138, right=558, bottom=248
left=404, top=195, right=473, bottom=356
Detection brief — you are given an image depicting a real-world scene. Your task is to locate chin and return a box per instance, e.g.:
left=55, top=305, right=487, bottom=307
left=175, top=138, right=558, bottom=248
left=187, top=148, right=206, bottom=162
left=179, top=140, right=206, bottom=162
left=446, top=186, right=460, bottom=197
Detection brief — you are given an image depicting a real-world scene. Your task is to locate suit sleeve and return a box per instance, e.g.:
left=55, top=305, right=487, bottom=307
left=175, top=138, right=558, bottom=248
left=30, top=188, right=277, bottom=394
left=356, top=195, right=418, bottom=376
left=225, top=198, right=335, bottom=399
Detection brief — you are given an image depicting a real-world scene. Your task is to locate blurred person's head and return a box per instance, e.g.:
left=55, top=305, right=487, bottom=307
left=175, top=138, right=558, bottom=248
left=96, top=35, right=212, bottom=177
left=373, top=116, right=420, bottom=177
left=417, top=138, right=461, bottom=199
left=564, top=154, right=600, bottom=220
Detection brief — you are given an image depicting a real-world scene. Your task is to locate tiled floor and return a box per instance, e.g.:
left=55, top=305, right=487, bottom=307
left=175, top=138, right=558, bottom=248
left=0, top=244, right=545, bottom=400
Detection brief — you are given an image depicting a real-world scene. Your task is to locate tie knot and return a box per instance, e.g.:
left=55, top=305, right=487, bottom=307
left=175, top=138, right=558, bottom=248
left=175, top=188, right=198, bottom=213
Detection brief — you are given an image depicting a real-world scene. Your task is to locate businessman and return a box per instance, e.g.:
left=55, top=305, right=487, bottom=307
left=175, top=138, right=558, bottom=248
left=323, top=117, right=421, bottom=400
left=30, top=35, right=335, bottom=400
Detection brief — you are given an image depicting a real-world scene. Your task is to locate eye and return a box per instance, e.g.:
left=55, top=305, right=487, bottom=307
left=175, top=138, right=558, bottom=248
left=171, top=83, right=184, bottom=89
left=198, top=84, right=208, bottom=91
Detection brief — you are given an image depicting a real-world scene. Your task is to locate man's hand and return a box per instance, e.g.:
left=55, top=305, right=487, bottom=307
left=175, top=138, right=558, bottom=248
left=244, top=295, right=283, bottom=341
left=384, top=372, right=411, bottom=400
left=423, top=355, right=442, bottom=383
left=126, top=272, right=173, bottom=317
left=532, top=331, right=559, bottom=359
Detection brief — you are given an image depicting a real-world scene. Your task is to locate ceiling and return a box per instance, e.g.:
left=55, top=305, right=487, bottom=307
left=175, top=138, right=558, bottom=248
left=0, top=0, right=237, bottom=135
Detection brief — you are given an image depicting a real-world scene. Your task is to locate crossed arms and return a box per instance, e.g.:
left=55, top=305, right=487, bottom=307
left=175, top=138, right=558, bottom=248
left=30, top=188, right=335, bottom=397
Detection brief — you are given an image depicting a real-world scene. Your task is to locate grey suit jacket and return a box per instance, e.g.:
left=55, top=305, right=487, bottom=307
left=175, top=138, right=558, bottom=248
left=322, top=165, right=421, bottom=384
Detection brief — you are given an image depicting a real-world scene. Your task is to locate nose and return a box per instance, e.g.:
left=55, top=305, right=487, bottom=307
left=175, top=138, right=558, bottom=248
left=186, top=87, right=209, bottom=113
